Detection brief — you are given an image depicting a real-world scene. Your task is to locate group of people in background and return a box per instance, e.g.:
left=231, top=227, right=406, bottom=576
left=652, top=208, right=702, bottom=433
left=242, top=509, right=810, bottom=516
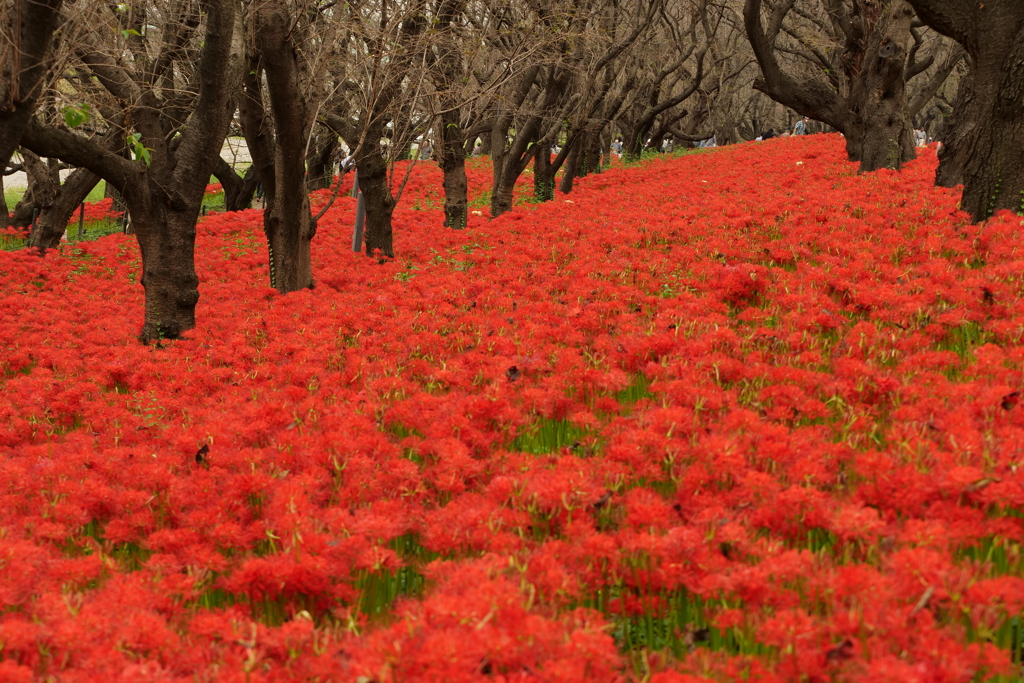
left=756, top=115, right=809, bottom=142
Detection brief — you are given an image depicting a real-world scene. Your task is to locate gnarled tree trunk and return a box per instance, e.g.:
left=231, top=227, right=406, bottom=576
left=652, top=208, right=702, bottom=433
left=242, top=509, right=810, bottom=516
left=744, top=0, right=918, bottom=173
left=935, top=66, right=973, bottom=188
left=907, top=0, right=1024, bottom=221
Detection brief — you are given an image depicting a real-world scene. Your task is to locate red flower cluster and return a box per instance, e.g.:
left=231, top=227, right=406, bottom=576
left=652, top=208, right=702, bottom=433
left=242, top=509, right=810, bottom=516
left=2, top=137, right=1023, bottom=681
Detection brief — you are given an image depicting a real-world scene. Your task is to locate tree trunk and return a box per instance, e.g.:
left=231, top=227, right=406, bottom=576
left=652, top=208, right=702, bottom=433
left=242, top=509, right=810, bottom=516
left=264, top=183, right=314, bottom=290
left=28, top=167, right=100, bottom=251
left=533, top=145, right=554, bottom=202
left=583, top=128, right=602, bottom=176
left=306, top=128, right=338, bottom=192
left=357, top=142, right=395, bottom=257
left=245, top=0, right=318, bottom=292
left=559, top=138, right=581, bottom=195
left=10, top=150, right=57, bottom=228
left=130, top=201, right=201, bottom=343
left=0, top=0, right=64, bottom=173
left=212, top=156, right=258, bottom=212
left=438, top=107, right=467, bottom=229
left=935, top=67, right=974, bottom=188
left=745, top=0, right=917, bottom=171
left=845, top=2, right=917, bottom=172
left=906, top=1, right=1024, bottom=222
left=958, top=54, right=1024, bottom=220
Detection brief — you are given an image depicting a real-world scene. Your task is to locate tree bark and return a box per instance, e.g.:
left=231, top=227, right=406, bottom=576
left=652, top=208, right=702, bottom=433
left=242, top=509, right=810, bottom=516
left=845, top=2, right=918, bottom=171
left=428, top=0, right=469, bottom=230
left=10, top=150, right=57, bottom=228
left=559, top=138, right=582, bottom=195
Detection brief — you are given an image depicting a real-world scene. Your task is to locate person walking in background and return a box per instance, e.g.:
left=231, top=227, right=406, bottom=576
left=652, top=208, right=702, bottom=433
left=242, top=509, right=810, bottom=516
left=794, top=116, right=809, bottom=136
left=914, top=128, right=927, bottom=148
left=611, top=136, right=623, bottom=158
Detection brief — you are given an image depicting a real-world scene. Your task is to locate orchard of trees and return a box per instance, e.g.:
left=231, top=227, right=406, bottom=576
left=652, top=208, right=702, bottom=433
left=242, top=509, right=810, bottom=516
left=1, top=0, right=1020, bottom=342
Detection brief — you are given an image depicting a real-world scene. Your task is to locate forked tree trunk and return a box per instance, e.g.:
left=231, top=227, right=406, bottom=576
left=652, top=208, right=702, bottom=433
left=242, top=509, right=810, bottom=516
left=244, top=0, right=317, bottom=292
left=28, top=167, right=100, bottom=251
left=745, top=0, right=917, bottom=172
left=212, top=157, right=258, bottom=212
left=10, top=150, right=57, bottom=228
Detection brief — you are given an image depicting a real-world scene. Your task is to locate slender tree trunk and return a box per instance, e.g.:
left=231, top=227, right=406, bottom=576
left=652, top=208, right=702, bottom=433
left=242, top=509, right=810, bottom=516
left=583, top=128, right=602, bottom=176
left=28, top=167, right=100, bottom=251
left=559, top=138, right=581, bottom=195
left=533, top=145, right=554, bottom=202
left=356, top=141, right=395, bottom=257
left=0, top=174, right=7, bottom=226
left=306, top=129, right=338, bottom=192
left=438, top=108, right=467, bottom=229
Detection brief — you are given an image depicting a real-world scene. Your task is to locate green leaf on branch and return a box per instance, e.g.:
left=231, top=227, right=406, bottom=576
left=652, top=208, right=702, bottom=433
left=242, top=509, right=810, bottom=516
left=62, top=104, right=91, bottom=129
left=127, top=133, right=153, bottom=166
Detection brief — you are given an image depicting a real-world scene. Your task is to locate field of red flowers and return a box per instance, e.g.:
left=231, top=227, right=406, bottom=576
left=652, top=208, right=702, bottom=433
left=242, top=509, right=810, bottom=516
left=2, top=136, right=1024, bottom=682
